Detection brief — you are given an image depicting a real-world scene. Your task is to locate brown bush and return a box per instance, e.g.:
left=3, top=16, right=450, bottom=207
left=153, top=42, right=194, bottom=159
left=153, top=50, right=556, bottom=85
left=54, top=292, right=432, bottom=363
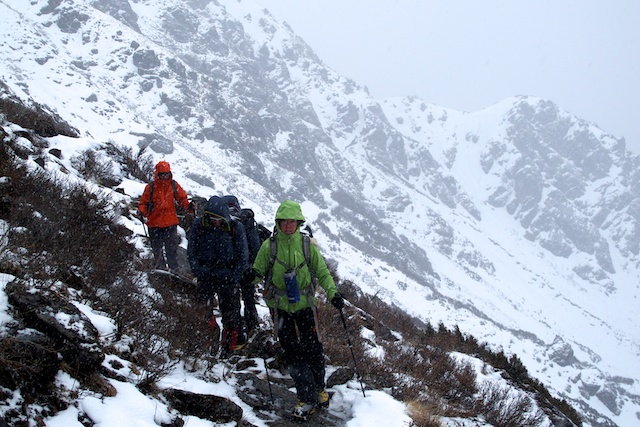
left=71, top=149, right=121, bottom=187
left=3, top=168, right=135, bottom=291
left=474, top=382, right=545, bottom=427
left=103, top=141, right=154, bottom=182
left=0, top=80, right=79, bottom=138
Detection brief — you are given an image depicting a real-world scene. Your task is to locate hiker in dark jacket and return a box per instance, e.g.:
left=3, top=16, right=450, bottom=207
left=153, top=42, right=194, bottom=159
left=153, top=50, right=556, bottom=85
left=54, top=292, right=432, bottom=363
left=187, top=196, right=248, bottom=356
left=138, top=161, right=193, bottom=272
left=252, top=200, right=344, bottom=418
left=222, top=195, right=262, bottom=334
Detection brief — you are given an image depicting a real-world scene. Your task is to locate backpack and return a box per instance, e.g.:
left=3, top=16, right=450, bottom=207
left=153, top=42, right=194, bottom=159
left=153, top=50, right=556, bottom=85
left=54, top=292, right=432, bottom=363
left=257, top=223, right=272, bottom=243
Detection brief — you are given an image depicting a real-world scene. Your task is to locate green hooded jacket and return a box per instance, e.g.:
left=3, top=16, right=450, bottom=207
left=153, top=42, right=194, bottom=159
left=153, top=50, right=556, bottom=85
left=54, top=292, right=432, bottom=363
left=252, top=200, right=338, bottom=313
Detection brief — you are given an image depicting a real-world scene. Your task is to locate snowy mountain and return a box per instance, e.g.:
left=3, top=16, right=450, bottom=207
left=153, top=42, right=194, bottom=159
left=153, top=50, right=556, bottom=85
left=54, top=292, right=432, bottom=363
left=1, top=0, right=638, bottom=425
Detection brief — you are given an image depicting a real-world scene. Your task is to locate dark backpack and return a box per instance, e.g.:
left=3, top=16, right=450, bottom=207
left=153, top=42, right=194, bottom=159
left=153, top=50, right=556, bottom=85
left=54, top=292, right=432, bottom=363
left=257, top=223, right=272, bottom=243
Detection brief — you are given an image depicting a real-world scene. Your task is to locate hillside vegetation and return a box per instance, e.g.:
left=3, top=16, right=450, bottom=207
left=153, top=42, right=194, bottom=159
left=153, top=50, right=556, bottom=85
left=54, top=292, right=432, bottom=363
left=0, top=87, right=585, bottom=427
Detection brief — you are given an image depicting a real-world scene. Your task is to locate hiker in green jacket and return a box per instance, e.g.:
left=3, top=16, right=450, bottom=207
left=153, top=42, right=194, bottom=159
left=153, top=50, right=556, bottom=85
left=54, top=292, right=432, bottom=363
left=252, top=200, right=344, bottom=419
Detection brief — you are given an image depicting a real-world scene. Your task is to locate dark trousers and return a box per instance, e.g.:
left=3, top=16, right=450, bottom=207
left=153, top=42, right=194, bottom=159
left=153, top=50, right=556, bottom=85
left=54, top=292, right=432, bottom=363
left=198, top=278, right=243, bottom=352
left=240, top=277, right=259, bottom=332
left=277, top=308, right=325, bottom=403
left=148, top=225, right=180, bottom=270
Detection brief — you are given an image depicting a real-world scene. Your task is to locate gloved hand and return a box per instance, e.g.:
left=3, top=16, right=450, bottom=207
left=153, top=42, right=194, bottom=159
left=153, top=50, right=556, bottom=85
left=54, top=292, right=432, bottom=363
left=187, top=201, right=196, bottom=215
left=331, top=293, right=345, bottom=310
left=135, top=209, right=147, bottom=222
left=243, top=267, right=257, bottom=283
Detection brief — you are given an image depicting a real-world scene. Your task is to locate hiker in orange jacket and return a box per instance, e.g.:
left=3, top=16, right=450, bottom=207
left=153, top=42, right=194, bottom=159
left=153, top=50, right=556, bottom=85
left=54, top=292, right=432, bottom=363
left=138, top=161, right=194, bottom=272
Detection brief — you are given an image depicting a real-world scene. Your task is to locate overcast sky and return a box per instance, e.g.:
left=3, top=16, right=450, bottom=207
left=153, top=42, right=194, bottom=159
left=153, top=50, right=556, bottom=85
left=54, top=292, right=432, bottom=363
left=261, top=0, right=640, bottom=154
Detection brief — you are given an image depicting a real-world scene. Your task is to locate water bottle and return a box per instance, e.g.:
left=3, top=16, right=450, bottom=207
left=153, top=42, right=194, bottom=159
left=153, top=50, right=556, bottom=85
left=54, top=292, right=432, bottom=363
left=284, top=270, right=300, bottom=303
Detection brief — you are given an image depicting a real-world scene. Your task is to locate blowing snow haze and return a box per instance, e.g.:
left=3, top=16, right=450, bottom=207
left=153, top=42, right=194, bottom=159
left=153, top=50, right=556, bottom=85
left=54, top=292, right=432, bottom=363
left=262, top=0, right=640, bottom=156
left=1, top=0, right=639, bottom=426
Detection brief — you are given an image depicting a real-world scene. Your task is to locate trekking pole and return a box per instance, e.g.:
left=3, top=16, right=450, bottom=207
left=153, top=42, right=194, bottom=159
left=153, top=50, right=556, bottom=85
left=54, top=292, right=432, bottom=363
left=136, top=211, right=149, bottom=238
left=338, top=308, right=366, bottom=397
left=262, top=356, right=274, bottom=405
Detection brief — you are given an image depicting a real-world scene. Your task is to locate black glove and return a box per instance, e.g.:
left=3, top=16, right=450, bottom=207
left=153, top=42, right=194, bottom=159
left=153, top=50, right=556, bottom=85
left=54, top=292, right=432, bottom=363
left=187, top=201, right=196, bottom=215
left=243, top=267, right=257, bottom=283
left=135, top=209, right=147, bottom=222
left=331, top=293, right=345, bottom=310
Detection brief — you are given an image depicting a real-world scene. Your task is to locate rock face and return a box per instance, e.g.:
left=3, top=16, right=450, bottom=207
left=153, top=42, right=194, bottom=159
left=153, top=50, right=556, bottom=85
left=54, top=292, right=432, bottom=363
left=235, top=372, right=344, bottom=427
left=164, top=389, right=243, bottom=423
left=0, top=276, right=261, bottom=426
left=5, top=279, right=104, bottom=379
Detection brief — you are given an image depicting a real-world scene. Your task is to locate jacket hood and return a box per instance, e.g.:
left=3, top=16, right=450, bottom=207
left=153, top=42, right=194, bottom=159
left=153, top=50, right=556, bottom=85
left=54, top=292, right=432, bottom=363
left=275, top=200, right=305, bottom=222
left=204, top=196, right=232, bottom=223
left=153, top=161, right=172, bottom=181
left=222, top=195, right=241, bottom=216
left=155, top=161, right=171, bottom=173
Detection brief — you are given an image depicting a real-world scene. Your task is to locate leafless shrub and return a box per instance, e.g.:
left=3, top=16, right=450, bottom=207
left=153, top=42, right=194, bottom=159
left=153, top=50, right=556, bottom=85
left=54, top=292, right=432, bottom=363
left=3, top=168, right=135, bottom=292
left=0, top=82, right=79, bottom=138
left=318, top=281, right=478, bottom=418
left=0, top=335, right=58, bottom=395
left=319, top=304, right=366, bottom=368
left=474, top=382, right=545, bottom=427
left=96, top=269, right=219, bottom=385
left=103, top=141, right=154, bottom=182
left=145, top=274, right=220, bottom=366
left=424, top=348, right=477, bottom=403
left=71, top=149, right=122, bottom=187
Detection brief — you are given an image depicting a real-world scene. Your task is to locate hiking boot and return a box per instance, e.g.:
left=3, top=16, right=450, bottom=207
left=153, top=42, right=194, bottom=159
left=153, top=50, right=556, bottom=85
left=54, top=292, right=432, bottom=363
left=233, top=341, right=246, bottom=351
left=318, top=389, right=329, bottom=409
left=219, top=337, right=245, bottom=359
left=245, top=321, right=259, bottom=337
left=292, top=400, right=317, bottom=420
left=234, top=332, right=247, bottom=350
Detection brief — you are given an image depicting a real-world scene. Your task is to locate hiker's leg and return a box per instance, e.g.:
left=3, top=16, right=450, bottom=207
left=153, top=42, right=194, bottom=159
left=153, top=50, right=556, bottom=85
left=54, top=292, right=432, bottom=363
left=148, top=227, right=166, bottom=269
left=277, top=310, right=299, bottom=362
left=217, top=282, right=243, bottom=351
left=297, top=308, right=325, bottom=392
left=164, top=225, right=180, bottom=271
left=288, top=364, right=317, bottom=404
left=240, top=278, right=259, bottom=332
left=278, top=310, right=317, bottom=403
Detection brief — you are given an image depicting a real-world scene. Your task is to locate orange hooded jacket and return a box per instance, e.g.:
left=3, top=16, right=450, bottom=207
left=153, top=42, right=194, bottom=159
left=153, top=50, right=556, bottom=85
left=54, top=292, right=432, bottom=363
left=138, top=161, right=191, bottom=228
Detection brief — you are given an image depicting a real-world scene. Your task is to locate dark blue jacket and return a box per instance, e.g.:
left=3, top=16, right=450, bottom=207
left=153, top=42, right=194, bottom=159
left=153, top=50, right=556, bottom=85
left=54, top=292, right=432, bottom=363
left=240, top=208, right=262, bottom=263
left=221, top=195, right=262, bottom=263
left=187, top=196, right=248, bottom=284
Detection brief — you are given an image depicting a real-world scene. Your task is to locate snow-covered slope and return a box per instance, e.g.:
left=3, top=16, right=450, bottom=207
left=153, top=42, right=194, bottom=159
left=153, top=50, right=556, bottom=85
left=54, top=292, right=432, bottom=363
left=1, top=0, right=638, bottom=424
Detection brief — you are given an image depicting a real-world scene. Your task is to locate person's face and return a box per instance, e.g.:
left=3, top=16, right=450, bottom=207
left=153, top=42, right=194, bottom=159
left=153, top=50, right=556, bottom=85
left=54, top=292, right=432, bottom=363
left=279, top=219, right=298, bottom=235
left=158, top=172, right=171, bottom=180
left=203, top=213, right=225, bottom=228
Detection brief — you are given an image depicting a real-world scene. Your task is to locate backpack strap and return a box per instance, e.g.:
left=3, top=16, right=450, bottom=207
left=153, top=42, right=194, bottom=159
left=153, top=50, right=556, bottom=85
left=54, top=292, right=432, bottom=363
left=266, top=233, right=278, bottom=287
left=149, top=180, right=179, bottom=203
left=302, top=234, right=316, bottom=284
left=266, top=232, right=313, bottom=281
